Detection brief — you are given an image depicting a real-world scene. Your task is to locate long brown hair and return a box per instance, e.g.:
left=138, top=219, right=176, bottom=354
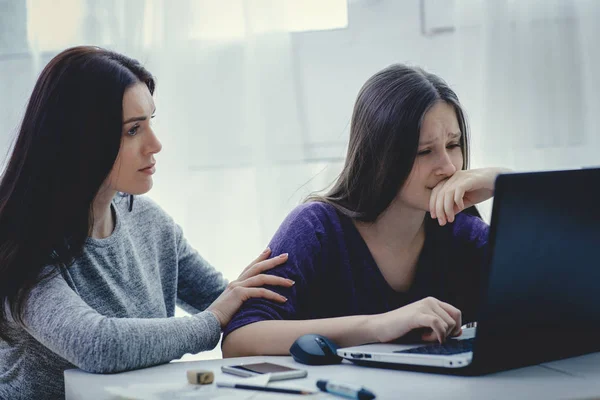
left=308, top=64, right=474, bottom=222
left=0, top=46, right=155, bottom=342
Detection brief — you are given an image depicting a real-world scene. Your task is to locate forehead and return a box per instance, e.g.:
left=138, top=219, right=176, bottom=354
left=419, top=101, right=460, bottom=141
left=122, top=82, right=154, bottom=118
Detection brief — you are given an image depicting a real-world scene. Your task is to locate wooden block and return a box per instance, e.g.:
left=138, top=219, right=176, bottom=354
left=186, top=369, right=214, bottom=385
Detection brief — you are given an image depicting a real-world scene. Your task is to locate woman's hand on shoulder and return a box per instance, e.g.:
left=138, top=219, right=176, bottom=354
left=207, top=248, right=294, bottom=328
left=429, top=167, right=511, bottom=226
left=370, top=297, right=463, bottom=344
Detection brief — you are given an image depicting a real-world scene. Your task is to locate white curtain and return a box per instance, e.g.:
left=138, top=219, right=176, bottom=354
left=454, top=0, right=600, bottom=171
left=450, top=0, right=600, bottom=220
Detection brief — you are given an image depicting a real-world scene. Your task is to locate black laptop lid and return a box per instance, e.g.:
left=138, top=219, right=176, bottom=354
left=472, top=168, right=600, bottom=372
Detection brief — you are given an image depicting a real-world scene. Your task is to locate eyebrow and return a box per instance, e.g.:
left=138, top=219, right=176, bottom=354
left=419, top=131, right=462, bottom=147
left=123, top=108, right=156, bottom=125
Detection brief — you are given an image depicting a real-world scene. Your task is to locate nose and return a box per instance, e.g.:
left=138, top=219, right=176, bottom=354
left=434, top=150, right=457, bottom=178
left=145, top=127, right=162, bottom=155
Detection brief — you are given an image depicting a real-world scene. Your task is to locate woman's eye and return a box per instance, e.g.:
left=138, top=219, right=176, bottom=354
left=447, top=143, right=461, bottom=149
left=127, top=125, right=139, bottom=136
left=418, top=150, right=431, bottom=156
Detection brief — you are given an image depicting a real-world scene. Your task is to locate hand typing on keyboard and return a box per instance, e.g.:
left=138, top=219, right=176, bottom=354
left=369, top=297, right=463, bottom=344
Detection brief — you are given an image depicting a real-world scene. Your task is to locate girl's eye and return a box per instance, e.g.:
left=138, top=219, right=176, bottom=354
left=418, top=142, right=460, bottom=156
left=127, top=125, right=139, bottom=136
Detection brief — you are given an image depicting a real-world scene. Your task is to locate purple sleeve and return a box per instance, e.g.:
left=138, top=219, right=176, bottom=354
left=223, top=203, right=331, bottom=338
left=455, top=212, right=489, bottom=245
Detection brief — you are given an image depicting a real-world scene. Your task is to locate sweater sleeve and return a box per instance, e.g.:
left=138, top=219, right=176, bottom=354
left=175, top=224, right=228, bottom=314
left=222, top=203, right=332, bottom=338
left=19, top=269, right=222, bottom=374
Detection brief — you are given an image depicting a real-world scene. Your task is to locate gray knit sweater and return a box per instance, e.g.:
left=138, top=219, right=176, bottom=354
left=0, top=196, right=228, bottom=399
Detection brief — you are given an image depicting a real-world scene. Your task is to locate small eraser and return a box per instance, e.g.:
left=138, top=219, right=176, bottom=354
left=186, top=369, right=214, bottom=385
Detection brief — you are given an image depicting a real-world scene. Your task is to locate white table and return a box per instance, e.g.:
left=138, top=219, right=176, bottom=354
left=65, top=353, right=600, bottom=400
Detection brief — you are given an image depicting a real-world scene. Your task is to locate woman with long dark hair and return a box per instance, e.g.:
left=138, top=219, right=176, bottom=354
left=222, top=64, right=509, bottom=357
left=0, top=46, right=292, bottom=400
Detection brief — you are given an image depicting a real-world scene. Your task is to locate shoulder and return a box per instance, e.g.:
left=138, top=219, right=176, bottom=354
left=270, top=201, right=344, bottom=249
left=279, top=201, right=343, bottom=235
left=286, top=201, right=340, bottom=222
left=448, top=212, right=490, bottom=247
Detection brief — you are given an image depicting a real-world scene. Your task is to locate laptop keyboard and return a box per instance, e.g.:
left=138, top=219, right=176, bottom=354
left=394, top=338, right=474, bottom=356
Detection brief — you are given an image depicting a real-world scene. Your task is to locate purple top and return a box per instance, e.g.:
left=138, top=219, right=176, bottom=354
left=223, top=202, right=489, bottom=338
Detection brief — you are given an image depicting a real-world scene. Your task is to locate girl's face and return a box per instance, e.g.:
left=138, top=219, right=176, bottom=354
left=105, top=82, right=162, bottom=195
left=398, top=101, right=464, bottom=213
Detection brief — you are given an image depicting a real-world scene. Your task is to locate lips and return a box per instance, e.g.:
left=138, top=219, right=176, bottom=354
left=139, top=163, right=155, bottom=171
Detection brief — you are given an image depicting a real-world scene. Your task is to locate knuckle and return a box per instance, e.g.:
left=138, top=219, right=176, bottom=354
left=231, top=286, right=244, bottom=295
left=437, top=320, right=448, bottom=331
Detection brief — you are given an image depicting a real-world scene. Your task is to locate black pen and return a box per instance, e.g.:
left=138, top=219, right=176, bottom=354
left=217, top=382, right=316, bottom=395
left=317, top=379, right=376, bottom=399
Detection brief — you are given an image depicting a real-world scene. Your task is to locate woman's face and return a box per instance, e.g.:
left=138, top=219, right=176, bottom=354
left=398, top=101, right=464, bottom=213
left=105, top=82, right=162, bottom=195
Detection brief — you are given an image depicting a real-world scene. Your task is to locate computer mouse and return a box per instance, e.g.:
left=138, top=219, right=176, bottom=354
left=289, top=334, right=343, bottom=365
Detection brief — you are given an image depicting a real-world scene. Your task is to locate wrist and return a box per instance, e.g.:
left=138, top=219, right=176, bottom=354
left=484, top=167, right=512, bottom=190
left=364, top=313, right=385, bottom=343
left=206, top=308, right=224, bottom=329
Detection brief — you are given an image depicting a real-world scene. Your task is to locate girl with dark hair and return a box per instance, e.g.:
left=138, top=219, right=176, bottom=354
left=0, top=46, right=292, bottom=400
left=222, top=64, right=509, bottom=357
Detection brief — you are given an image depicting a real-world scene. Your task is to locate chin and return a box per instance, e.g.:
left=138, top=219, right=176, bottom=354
left=137, top=186, right=153, bottom=195
left=127, top=183, right=153, bottom=196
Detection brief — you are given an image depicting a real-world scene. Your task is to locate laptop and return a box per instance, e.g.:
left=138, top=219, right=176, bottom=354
left=338, top=168, right=600, bottom=374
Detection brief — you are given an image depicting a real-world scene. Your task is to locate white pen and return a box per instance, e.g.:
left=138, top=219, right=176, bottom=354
left=316, top=379, right=376, bottom=400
